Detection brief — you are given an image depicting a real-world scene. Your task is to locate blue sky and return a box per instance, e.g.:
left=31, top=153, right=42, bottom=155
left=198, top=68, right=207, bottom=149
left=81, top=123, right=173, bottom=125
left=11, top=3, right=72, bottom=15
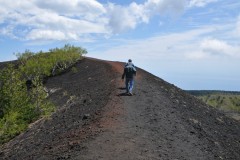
left=0, top=0, right=240, bottom=91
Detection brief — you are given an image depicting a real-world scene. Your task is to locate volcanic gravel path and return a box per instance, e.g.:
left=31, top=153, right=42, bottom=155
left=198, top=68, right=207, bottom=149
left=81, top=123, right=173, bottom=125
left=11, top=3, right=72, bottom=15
left=1, top=58, right=240, bottom=160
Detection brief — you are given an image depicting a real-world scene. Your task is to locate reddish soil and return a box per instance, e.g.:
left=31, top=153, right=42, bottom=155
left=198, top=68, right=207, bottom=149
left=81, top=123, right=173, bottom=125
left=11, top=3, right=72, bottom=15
left=1, top=58, right=240, bottom=160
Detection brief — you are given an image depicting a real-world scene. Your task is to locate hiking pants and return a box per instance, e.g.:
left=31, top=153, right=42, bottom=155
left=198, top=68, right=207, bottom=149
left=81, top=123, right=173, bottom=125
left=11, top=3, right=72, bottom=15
left=125, top=78, right=134, bottom=93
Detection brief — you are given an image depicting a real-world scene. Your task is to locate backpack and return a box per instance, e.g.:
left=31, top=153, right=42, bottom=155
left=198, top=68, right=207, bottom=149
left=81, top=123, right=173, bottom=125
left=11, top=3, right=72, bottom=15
left=125, top=65, right=136, bottom=74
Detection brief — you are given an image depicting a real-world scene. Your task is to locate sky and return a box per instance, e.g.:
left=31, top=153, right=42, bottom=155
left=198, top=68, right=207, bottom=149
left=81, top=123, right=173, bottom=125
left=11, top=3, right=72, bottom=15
left=0, top=0, right=240, bottom=91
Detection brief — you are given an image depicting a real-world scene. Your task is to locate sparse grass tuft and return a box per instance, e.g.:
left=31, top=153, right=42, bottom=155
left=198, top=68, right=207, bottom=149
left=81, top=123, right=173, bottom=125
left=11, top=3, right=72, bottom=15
left=71, top=66, right=78, bottom=73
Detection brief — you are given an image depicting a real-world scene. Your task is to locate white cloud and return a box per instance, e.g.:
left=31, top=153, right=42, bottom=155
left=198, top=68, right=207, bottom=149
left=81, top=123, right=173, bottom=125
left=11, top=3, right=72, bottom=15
left=107, top=2, right=150, bottom=33
left=0, top=0, right=223, bottom=41
left=90, top=24, right=240, bottom=63
left=0, top=25, right=16, bottom=39
left=144, top=0, right=186, bottom=15
left=107, top=4, right=138, bottom=33
left=30, top=13, right=106, bottom=33
left=0, top=6, right=7, bottom=23
left=33, top=0, right=106, bottom=20
left=184, top=51, right=209, bottom=60
left=89, top=27, right=215, bottom=61
left=26, top=29, right=67, bottom=41
left=236, top=16, right=240, bottom=36
left=107, top=0, right=187, bottom=33
left=188, top=0, right=219, bottom=7
left=200, top=38, right=239, bottom=57
left=34, top=0, right=105, bottom=12
left=0, top=0, right=107, bottom=41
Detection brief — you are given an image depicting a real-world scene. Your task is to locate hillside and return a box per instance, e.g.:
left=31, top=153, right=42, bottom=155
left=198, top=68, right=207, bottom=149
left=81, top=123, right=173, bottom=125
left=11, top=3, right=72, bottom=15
left=1, top=58, right=240, bottom=159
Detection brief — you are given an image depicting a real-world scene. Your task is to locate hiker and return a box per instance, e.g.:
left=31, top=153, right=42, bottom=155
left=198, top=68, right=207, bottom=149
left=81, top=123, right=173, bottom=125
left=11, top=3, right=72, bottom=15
left=122, top=59, right=136, bottom=96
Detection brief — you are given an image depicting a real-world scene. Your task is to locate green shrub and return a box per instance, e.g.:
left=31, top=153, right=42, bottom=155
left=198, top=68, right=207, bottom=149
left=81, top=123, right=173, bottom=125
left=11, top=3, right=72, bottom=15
left=0, top=44, right=86, bottom=144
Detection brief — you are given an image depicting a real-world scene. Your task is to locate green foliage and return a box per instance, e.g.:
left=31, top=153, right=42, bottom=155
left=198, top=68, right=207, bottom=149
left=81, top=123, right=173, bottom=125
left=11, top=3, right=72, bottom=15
left=0, top=65, right=29, bottom=115
left=0, top=65, right=34, bottom=144
left=49, top=44, right=87, bottom=75
left=188, top=91, right=240, bottom=113
left=18, top=44, right=87, bottom=78
left=14, top=50, right=34, bottom=66
left=71, top=67, right=78, bottom=73
left=0, top=44, right=86, bottom=144
left=187, top=90, right=240, bottom=96
left=0, top=111, right=28, bottom=143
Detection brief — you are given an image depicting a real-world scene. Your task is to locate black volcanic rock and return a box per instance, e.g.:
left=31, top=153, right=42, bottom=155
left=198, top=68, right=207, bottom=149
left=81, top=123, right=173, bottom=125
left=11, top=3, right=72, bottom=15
left=0, top=58, right=240, bottom=160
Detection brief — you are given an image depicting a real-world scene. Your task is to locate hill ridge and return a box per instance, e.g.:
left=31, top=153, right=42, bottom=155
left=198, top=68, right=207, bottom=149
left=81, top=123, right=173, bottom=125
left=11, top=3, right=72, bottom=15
left=1, top=58, right=240, bottom=159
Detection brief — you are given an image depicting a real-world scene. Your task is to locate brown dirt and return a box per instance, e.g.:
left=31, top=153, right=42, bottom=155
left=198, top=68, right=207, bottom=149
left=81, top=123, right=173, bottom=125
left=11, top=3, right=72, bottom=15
left=1, top=58, right=240, bottom=160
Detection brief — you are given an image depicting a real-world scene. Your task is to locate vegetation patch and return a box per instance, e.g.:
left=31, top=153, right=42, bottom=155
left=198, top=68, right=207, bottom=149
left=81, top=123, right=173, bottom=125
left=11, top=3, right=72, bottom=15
left=0, top=44, right=87, bottom=144
left=187, top=90, right=240, bottom=113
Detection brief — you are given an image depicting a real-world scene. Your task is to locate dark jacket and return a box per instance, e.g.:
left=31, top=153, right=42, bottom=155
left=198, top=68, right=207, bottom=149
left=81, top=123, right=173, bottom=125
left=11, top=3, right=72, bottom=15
left=122, top=63, right=136, bottom=79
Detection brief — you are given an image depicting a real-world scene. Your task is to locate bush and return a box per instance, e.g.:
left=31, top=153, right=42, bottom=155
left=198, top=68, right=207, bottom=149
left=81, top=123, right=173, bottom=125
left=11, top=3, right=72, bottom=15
left=0, top=44, right=86, bottom=144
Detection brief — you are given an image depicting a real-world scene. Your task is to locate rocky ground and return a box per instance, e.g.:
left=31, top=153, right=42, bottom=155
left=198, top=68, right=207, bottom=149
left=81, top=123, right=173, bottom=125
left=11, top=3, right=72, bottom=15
left=1, top=58, right=240, bottom=160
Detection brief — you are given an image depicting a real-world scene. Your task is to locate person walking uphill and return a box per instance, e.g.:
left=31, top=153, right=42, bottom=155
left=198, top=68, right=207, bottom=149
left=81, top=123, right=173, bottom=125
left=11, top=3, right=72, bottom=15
left=122, top=59, right=137, bottom=96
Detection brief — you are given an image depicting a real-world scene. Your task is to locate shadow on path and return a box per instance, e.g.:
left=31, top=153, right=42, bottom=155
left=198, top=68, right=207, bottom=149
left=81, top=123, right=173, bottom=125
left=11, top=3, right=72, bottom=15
left=117, top=93, right=132, bottom=96
left=117, top=87, right=133, bottom=96
left=118, top=87, right=126, bottom=90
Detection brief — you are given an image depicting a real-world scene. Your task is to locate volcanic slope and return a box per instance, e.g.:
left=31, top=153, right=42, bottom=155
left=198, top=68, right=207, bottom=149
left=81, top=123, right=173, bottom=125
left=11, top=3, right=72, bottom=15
left=1, top=58, right=240, bottom=160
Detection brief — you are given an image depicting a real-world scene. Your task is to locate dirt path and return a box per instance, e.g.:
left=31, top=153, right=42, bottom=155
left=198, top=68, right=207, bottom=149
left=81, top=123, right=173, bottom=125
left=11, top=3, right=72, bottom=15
left=71, top=61, right=240, bottom=160
left=1, top=58, right=240, bottom=160
left=71, top=63, right=208, bottom=160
